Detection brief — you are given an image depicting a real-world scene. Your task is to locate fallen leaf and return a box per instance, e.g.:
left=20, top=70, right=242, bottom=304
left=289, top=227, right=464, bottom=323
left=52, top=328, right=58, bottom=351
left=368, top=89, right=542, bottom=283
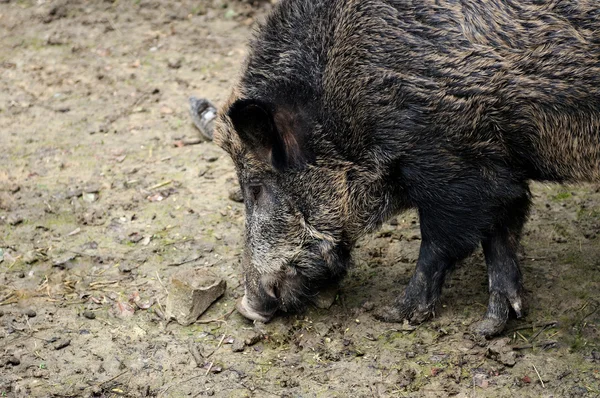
left=431, top=367, right=442, bottom=376
left=129, top=291, right=153, bottom=310
left=114, top=301, right=135, bottom=318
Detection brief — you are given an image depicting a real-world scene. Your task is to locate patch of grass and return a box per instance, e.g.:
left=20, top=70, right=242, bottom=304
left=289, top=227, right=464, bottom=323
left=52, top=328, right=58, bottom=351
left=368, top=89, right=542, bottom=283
left=577, top=207, right=600, bottom=221
left=553, top=223, right=570, bottom=238
left=552, top=190, right=572, bottom=201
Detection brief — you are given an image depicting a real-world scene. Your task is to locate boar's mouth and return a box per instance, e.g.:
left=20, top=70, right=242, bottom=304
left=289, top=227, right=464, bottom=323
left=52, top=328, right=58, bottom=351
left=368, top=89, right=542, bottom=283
left=236, top=295, right=277, bottom=323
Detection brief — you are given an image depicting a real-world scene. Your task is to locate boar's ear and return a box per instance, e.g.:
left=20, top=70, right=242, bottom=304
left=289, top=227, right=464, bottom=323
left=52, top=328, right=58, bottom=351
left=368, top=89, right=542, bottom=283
left=227, top=98, right=311, bottom=170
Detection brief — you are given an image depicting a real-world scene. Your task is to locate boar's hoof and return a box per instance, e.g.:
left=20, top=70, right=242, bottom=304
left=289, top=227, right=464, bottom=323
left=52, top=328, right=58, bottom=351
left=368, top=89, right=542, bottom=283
left=373, top=303, right=433, bottom=325
left=470, top=317, right=507, bottom=338
left=470, top=290, right=528, bottom=337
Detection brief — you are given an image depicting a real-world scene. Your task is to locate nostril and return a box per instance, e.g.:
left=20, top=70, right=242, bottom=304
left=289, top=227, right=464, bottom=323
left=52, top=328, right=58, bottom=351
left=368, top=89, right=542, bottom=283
left=259, top=275, right=281, bottom=301
left=264, top=283, right=280, bottom=300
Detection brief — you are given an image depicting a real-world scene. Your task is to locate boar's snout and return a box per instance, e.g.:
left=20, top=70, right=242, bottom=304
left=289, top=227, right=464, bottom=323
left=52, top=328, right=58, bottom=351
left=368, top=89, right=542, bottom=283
left=236, top=294, right=277, bottom=323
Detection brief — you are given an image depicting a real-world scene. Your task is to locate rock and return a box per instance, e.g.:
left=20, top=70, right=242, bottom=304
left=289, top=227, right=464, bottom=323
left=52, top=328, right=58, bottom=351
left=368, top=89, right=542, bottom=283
left=231, top=339, right=245, bottom=353
left=83, top=310, right=96, bottom=320
left=165, top=269, right=226, bottom=326
left=228, top=187, right=244, bottom=203
left=392, top=369, right=417, bottom=388
left=312, top=286, right=338, bottom=309
left=43, top=4, right=67, bottom=23
left=80, top=241, right=98, bottom=251
left=244, top=332, right=263, bottom=346
left=7, top=214, right=23, bottom=226
left=82, top=193, right=97, bottom=203
left=65, top=188, right=83, bottom=199
left=473, top=373, right=489, bottom=389
left=6, top=356, right=20, bottom=366
left=128, top=232, right=143, bottom=244
left=83, top=184, right=101, bottom=194
left=25, top=309, right=37, bottom=318
left=53, top=338, right=71, bottom=350
left=486, top=338, right=517, bottom=367
left=361, top=301, right=375, bottom=312
left=167, top=58, right=182, bottom=69
left=52, top=253, right=79, bottom=269
left=118, top=262, right=134, bottom=273
left=23, top=250, right=39, bottom=264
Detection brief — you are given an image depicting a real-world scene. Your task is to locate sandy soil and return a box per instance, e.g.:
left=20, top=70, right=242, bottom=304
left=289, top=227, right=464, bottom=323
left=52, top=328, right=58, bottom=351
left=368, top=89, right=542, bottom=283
left=0, top=1, right=598, bottom=397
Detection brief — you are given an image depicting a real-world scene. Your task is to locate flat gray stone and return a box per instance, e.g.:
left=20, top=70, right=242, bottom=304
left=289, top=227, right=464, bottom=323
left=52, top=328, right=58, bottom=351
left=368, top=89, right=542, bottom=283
left=165, top=269, right=226, bottom=326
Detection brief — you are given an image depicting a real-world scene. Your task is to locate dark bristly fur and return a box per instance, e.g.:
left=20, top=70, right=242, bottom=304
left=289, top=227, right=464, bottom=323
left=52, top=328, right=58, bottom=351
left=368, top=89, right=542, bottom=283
left=215, top=0, right=600, bottom=336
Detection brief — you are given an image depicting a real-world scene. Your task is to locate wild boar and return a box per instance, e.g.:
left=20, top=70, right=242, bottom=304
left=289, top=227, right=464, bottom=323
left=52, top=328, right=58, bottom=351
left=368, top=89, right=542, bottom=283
left=214, top=0, right=600, bottom=336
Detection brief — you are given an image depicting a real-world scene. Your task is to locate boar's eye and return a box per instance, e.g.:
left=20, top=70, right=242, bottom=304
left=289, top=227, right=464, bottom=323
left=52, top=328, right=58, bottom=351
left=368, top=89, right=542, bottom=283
left=247, top=184, right=263, bottom=202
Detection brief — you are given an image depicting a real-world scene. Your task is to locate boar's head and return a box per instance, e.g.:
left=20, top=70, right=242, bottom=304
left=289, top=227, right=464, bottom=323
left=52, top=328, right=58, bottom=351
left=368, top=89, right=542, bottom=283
left=214, top=92, right=376, bottom=322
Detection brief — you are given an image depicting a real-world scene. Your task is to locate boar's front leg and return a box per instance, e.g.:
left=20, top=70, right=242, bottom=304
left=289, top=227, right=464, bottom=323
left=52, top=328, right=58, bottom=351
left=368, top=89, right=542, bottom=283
left=471, top=192, right=531, bottom=337
left=375, top=208, right=479, bottom=324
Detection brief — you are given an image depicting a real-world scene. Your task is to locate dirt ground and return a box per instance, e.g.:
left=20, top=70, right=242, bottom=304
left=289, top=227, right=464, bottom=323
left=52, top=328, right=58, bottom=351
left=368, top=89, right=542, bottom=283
left=0, top=1, right=599, bottom=397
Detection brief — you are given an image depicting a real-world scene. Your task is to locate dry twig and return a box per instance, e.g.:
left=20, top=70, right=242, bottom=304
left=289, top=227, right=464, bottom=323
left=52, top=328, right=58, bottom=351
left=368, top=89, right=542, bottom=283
left=532, top=364, right=545, bottom=388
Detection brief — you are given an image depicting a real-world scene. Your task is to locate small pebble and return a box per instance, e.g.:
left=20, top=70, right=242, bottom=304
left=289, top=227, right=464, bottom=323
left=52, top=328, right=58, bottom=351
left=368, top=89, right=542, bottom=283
left=244, top=332, right=263, bottom=346
left=25, top=309, right=37, bottom=318
left=228, top=187, right=244, bottom=203
left=83, top=310, right=96, bottom=320
left=167, top=57, right=182, bottom=69
left=0, top=309, right=4, bottom=317
left=82, top=193, right=97, bottom=203
left=83, top=184, right=100, bottom=194
left=231, top=339, right=245, bottom=353
left=7, top=214, right=24, bottom=226
left=7, top=356, right=20, bottom=366
left=119, top=263, right=134, bottom=273
left=53, top=338, right=71, bottom=350
left=23, top=251, right=39, bottom=264
left=361, top=301, right=374, bottom=312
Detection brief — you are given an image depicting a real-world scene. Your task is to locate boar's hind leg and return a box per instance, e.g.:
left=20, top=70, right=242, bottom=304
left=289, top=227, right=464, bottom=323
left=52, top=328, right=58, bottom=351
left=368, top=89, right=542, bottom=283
left=471, top=193, right=531, bottom=337
left=375, top=209, right=479, bottom=324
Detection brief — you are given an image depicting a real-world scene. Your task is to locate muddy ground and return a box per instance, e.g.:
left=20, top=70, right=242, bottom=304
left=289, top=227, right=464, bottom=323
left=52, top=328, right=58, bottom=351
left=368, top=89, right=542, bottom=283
left=0, top=1, right=599, bottom=397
